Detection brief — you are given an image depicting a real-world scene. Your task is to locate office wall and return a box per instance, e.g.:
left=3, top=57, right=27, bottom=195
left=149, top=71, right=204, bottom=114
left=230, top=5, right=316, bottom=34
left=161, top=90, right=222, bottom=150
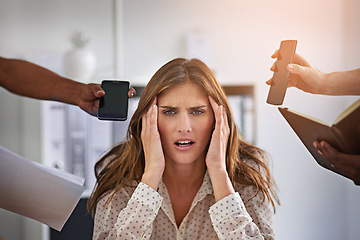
left=342, top=1, right=360, bottom=239
left=121, top=1, right=360, bottom=238
left=0, top=0, right=114, bottom=239
left=0, top=0, right=359, bottom=239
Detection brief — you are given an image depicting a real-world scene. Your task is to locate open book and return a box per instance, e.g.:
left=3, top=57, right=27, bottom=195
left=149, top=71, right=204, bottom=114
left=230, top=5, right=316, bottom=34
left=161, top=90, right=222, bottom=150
left=279, top=99, right=360, bottom=179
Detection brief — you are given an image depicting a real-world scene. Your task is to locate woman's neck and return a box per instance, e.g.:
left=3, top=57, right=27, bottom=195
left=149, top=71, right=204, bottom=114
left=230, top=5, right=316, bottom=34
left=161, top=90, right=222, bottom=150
left=162, top=160, right=206, bottom=193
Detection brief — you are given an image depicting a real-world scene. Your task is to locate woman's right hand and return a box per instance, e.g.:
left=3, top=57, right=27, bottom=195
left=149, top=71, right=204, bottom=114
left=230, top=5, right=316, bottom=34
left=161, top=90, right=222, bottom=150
left=140, top=97, right=165, bottom=190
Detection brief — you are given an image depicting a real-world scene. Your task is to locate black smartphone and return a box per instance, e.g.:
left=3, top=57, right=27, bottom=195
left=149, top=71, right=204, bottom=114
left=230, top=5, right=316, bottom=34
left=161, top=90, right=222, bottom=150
left=266, top=40, right=297, bottom=105
left=97, top=80, right=129, bottom=121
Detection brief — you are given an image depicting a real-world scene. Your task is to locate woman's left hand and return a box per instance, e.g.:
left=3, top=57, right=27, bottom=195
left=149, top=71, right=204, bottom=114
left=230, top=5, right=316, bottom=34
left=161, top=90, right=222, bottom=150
left=206, top=96, right=234, bottom=202
left=205, top=96, right=230, bottom=172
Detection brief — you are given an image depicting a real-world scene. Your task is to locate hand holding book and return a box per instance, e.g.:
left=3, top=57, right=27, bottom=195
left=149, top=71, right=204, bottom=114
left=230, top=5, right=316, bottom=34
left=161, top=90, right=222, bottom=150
left=267, top=44, right=360, bottom=185
left=313, top=140, right=360, bottom=185
left=279, top=100, right=360, bottom=185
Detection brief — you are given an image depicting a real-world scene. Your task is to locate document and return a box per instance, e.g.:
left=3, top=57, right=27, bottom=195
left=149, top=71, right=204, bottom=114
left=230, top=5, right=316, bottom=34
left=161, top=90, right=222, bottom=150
left=0, top=146, right=86, bottom=231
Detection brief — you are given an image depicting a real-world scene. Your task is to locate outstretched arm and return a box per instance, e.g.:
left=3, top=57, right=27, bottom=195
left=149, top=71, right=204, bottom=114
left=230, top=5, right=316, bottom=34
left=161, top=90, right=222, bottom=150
left=267, top=51, right=360, bottom=96
left=0, top=57, right=136, bottom=116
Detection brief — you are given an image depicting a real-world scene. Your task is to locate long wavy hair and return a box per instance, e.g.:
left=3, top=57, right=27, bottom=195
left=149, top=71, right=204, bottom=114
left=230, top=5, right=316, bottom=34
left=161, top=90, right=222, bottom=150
left=88, top=58, right=279, bottom=215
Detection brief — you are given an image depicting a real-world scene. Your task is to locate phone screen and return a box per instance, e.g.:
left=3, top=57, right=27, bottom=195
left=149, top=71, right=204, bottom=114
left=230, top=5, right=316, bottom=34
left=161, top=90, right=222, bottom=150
left=266, top=40, right=297, bottom=105
left=97, top=80, right=129, bottom=121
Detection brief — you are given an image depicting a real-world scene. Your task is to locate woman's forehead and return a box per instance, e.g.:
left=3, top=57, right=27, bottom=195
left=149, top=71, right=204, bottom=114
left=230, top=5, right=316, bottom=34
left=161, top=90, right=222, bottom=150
left=157, top=81, right=209, bottom=105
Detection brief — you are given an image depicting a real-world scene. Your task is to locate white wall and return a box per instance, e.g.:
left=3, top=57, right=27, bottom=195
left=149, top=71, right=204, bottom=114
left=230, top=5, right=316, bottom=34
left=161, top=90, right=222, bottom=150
left=121, top=1, right=360, bottom=239
left=0, top=0, right=115, bottom=81
left=0, top=0, right=359, bottom=239
left=0, top=0, right=114, bottom=239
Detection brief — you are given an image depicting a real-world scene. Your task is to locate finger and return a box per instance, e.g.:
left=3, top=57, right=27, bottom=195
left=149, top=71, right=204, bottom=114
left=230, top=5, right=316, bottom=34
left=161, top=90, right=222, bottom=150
left=221, top=105, right=228, bottom=127
left=265, top=79, right=273, bottom=86
left=287, top=64, right=312, bottom=80
left=321, top=141, right=360, bottom=167
left=293, top=53, right=311, bottom=67
left=212, top=100, right=228, bottom=137
left=270, top=61, right=277, bottom=72
left=314, top=141, right=339, bottom=170
left=142, top=98, right=156, bottom=135
left=288, top=75, right=299, bottom=88
left=128, top=87, right=136, bottom=98
left=287, top=64, right=311, bottom=87
left=271, top=49, right=279, bottom=58
left=316, top=141, right=360, bottom=182
left=150, top=104, right=158, bottom=133
left=287, top=64, right=297, bottom=74
left=313, top=140, right=335, bottom=158
left=319, top=141, right=338, bottom=159
left=317, top=141, right=348, bottom=170
left=319, top=142, right=359, bottom=178
left=208, top=96, right=220, bottom=120
left=93, top=98, right=100, bottom=109
left=313, top=141, right=322, bottom=155
left=217, top=105, right=224, bottom=127
left=92, top=84, right=105, bottom=98
left=149, top=97, right=158, bottom=133
left=221, top=105, right=230, bottom=136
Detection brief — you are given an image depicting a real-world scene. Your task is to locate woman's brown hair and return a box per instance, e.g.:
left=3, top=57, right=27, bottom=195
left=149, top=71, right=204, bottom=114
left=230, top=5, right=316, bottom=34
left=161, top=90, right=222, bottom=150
left=88, top=58, right=279, bottom=215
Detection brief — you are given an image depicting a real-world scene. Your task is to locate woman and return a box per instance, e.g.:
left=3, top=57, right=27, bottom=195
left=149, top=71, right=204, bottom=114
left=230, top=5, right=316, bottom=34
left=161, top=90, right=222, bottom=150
left=88, top=58, right=279, bottom=239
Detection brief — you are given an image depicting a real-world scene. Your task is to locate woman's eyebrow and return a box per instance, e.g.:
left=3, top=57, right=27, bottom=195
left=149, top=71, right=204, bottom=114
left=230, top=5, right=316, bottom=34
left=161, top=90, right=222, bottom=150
left=159, top=106, right=176, bottom=109
left=189, top=105, right=208, bottom=110
left=159, top=105, right=208, bottom=109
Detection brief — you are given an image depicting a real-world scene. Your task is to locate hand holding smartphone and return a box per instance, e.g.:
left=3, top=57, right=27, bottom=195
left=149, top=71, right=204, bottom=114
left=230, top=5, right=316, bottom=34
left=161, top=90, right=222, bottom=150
left=97, top=80, right=130, bottom=121
left=266, top=40, right=297, bottom=105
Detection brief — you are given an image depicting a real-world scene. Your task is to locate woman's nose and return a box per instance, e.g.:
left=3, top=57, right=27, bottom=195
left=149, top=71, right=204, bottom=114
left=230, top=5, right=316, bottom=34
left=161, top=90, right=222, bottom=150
left=177, top=114, right=192, bottom=133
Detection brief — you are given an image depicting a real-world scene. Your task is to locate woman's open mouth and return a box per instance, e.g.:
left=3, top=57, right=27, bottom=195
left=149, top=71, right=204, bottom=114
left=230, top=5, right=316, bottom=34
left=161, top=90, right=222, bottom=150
left=175, top=140, right=194, bottom=147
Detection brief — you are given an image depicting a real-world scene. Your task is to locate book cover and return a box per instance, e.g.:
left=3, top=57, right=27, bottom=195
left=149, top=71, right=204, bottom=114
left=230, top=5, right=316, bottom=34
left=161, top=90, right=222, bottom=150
left=278, top=99, right=360, bottom=179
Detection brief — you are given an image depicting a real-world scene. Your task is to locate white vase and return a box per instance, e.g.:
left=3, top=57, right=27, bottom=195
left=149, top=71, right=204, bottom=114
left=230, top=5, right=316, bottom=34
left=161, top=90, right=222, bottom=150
left=63, top=47, right=96, bottom=82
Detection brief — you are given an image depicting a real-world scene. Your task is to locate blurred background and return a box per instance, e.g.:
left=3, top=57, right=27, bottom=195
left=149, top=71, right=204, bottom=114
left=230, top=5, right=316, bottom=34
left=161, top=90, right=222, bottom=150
left=0, top=0, right=359, bottom=239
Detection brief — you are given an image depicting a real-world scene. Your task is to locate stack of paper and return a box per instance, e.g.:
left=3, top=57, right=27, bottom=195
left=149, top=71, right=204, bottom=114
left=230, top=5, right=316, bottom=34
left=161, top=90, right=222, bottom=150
left=0, top=146, right=86, bottom=231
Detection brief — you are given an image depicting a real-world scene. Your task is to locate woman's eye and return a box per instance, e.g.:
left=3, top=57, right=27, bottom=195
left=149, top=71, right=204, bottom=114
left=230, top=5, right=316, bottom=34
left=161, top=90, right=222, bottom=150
left=163, top=110, right=175, bottom=115
left=192, top=109, right=204, bottom=115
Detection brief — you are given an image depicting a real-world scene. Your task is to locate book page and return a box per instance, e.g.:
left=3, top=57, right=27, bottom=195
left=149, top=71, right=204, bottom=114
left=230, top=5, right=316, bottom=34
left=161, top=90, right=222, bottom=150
left=334, top=99, right=360, bottom=124
left=286, top=108, right=330, bottom=127
left=0, top=146, right=86, bottom=231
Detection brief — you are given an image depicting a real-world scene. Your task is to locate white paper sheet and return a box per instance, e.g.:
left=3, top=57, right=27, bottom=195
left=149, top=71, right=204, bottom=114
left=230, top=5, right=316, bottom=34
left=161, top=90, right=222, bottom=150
left=0, top=146, right=86, bottom=231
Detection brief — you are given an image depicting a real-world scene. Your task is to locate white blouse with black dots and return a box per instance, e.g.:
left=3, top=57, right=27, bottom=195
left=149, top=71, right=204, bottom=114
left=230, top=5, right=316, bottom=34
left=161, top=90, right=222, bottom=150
left=93, top=171, right=275, bottom=240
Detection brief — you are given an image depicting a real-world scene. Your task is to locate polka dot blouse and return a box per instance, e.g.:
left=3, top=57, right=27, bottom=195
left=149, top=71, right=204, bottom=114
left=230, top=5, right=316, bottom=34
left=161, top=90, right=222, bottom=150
left=93, top=171, right=275, bottom=239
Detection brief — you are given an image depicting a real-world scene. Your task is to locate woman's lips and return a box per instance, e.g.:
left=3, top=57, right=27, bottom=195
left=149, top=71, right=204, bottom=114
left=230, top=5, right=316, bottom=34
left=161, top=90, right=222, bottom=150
left=174, top=140, right=195, bottom=151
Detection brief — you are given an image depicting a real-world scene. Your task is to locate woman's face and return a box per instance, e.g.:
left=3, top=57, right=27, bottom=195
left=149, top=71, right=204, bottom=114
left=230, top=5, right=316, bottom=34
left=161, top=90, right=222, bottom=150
left=157, top=81, right=215, bottom=166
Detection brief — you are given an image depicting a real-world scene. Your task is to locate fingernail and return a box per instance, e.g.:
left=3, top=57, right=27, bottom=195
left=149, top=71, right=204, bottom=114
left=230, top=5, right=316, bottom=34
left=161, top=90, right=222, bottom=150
left=97, top=90, right=105, bottom=95
left=313, top=142, right=317, bottom=148
left=317, top=150, right=323, bottom=155
left=288, top=64, right=294, bottom=70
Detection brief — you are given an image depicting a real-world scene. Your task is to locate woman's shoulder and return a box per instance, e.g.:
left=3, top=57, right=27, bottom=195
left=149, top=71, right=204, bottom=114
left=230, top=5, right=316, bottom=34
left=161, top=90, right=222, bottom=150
left=233, top=158, right=266, bottom=199
left=97, top=181, right=139, bottom=206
